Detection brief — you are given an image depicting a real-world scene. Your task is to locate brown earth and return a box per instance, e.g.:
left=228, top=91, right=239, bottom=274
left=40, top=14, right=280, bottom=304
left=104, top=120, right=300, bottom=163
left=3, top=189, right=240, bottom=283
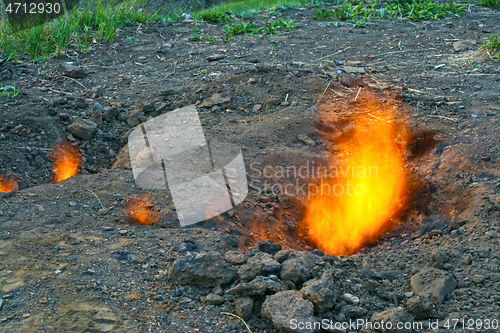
left=1, top=3, right=500, bottom=333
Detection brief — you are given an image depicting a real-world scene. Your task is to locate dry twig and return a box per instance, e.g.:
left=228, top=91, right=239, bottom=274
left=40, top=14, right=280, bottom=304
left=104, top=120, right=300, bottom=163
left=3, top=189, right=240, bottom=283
left=87, top=189, right=105, bottom=210
left=221, top=312, right=252, bottom=333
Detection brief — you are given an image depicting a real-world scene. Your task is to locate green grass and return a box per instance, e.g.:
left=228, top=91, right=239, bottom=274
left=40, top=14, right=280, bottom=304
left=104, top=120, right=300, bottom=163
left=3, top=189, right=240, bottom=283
left=0, top=0, right=470, bottom=62
left=477, top=0, right=500, bottom=10
left=481, top=34, right=500, bottom=59
left=0, top=84, right=19, bottom=98
left=0, top=0, right=174, bottom=62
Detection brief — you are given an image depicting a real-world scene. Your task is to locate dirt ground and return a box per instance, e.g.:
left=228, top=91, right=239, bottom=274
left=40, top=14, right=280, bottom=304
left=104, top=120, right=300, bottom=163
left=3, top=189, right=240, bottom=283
left=1, top=3, right=500, bottom=332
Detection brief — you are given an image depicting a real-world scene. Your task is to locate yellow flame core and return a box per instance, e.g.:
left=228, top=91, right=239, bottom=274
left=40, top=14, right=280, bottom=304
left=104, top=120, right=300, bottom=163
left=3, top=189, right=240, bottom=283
left=0, top=175, right=17, bottom=193
left=303, top=93, right=409, bottom=256
left=51, top=141, right=81, bottom=183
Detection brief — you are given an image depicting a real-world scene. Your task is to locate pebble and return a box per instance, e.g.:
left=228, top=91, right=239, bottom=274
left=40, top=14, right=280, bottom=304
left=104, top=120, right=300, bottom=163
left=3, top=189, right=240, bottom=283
left=343, top=66, right=366, bottom=74
left=341, top=293, right=360, bottom=304
left=60, top=62, right=87, bottom=78
left=67, top=118, right=98, bottom=140
left=0, top=299, right=3, bottom=310
left=206, top=54, right=225, bottom=62
left=297, top=134, right=316, bottom=146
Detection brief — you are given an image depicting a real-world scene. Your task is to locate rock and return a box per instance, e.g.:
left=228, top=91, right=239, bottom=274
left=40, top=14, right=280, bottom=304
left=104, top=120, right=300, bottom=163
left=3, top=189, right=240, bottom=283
left=126, top=109, right=144, bottom=127
left=371, top=307, right=414, bottom=333
left=472, top=274, right=486, bottom=284
left=274, top=250, right=292, bottom=263
left=200, top=92, right=231, bottom=108
left=345, top=60, right=363, bottom=66
left=257, top=240, right=282, bottom=255
left=74, top=97, right=88, bottom=109
left=410, top=268, right=457, bottom=304
left=0, top=69, right=12, bottom=80
left=343, top=66, right=366, bottom=74
left=67, top=118, right=98, bottom=141
left=204, top=293, right=224, bottom=305
left=297, top=134, right=316, bottom=146
left=168, top=251, right=237, bottom=287
left=238, top=252, right=281, bottom=281
left=281, top=251, right=324, bottom=285
left=430, top=248, right=450, bottom=269
left=341, top=305, right=367, bottom=318
left=262, top=290, right=316, bottom=333
left=339, top=74, right=365, bottom=88
left=103, top=107, right=120, bottom=122
left=206, top=54, right=225, bottom=62
left=89, top=109, right=102, bottom=126
left=226, top=276, right=288, bottom=296
left=266, top=96, right=282, bottom=106
left=60, top=62, right=86, bottom=78
left=0, top=298, right=3, bottom=310
left=341, top=293, right=360, bottom=304
left=224, top=250, right=246, bottom=265
left=252, top=104, right=262, bottom=112
left=406, top=293, right=437, bottom=319
left=234, top=297, right=253, bottom=320
left=300, top=272, right=338, bottom=313
left=453, top=39, right=477, bottom=52
left=157, top=43, right=172, bottom=54
left=311, top=249, right=324, bottom=257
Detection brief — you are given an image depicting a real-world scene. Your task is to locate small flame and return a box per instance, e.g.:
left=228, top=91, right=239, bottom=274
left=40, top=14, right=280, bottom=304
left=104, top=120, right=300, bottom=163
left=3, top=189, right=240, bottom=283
left=51, top=141, right=81, bottom=183
left=0, top=175, right=18, bottom=193
left=303, top=90, right=409, bottom=255
left=126, top=193, right=161, bottom=225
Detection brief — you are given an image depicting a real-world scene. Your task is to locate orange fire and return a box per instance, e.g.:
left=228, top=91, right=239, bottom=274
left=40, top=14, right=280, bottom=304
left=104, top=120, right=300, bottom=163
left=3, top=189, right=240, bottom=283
left=51, top=141, right=81, bottom=183
left=0, top=175, right=18, bottom=193
left=126, top=193, right=161, bottom=225
left=303, top=89, right=410, bottom=255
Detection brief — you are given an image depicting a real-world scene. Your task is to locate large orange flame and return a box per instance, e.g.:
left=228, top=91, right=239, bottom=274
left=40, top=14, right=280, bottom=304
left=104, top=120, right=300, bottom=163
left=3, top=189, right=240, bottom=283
left=303, top=90, right=409, bottom=255
left=51, top=141, right=81, bottom=183
left=126, top=193, right=161, bottom=225
left=0, top=175, right=18, bottom=193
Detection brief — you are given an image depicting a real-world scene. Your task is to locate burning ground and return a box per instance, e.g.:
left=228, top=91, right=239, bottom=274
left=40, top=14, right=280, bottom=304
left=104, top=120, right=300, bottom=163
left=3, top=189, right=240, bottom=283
left=1, top=3, right=500, bottom=333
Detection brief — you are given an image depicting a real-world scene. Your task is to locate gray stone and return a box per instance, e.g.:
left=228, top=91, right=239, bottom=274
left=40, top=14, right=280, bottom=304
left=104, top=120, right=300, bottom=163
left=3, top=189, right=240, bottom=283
left=226, top=276, right=288, bottom=296
left=204, top=293, right=224, bottom=305
left=370, top=307, right=414, bottom=333
left=234, top=297, right=253, bottom=320
left=410, top=268, right=457, bottom=304
left=262, top=290, right=316, bottom=333
left=126, top=109, right=144, bottom=127
left=238, top=252, right=281, bottom=281
left=224, top=250, right=246, bottom=265
left=0, top=298, right=3, bottom=310
left=430, top=248, right=450, bottom=269
left=103, top=107, right=120, bottom=122
left=472, top=274, right=486, bottom=284
left=257, top=240, right=282, bottom=255
left=60, top=62, right=86, bottom=78
left=300, top=271, right=338, bottom=313
left=0, top=69, right=11, bottom=80
left=67, top=118, right=98, bottom=141
left=89, top=109, right=102, bottom=126
left=206, top=54, right=225, bottom=62
left=274, top=250, right=292, bottom=263
left=280, top=251, right=324, bottom=285
left=341, top=305, right=367, bottom=318
left=406, top=293, right=437, bottom=319
left=298, top=134, right=316, bottom=146
left=168, top=251, right=237, bottom=287
left=200, top=92, right=231, bottom=108
left=343, top=66, right=366, bottom=74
